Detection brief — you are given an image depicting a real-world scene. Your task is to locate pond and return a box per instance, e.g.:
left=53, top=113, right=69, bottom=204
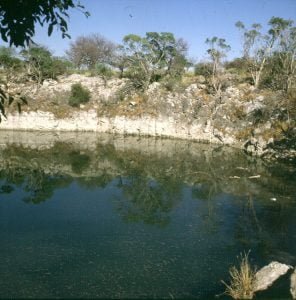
left=0, top=131, right=295, bottom=299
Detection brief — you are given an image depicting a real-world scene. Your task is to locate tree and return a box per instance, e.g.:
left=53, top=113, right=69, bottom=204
left=235, top=17, right=295, bottom=89
left=21, top=45, right=68, bottom=87
left=0, top=0, right=89, bottom=47
left=0, top=0, right=89, bottom=121
left=66, top=34, right=116, bottom=70
left=0, top=46, right=23, bottom=81
left=205, top=36, right=230, bottom=95
left=267, top=17, right=296, bottom=92
left=121, top=32, right=188, bottom=91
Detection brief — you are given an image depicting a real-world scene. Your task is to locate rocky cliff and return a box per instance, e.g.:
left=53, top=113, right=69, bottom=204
left=1, top=74, right=295, bottom=162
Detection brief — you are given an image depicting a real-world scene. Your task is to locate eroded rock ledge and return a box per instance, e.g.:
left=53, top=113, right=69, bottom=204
left=1, top=74, right=295, bottom=161
left=0, top=110, right=235, bottom=145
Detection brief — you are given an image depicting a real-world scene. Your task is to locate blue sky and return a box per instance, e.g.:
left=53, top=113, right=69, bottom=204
left=4, top=0, right=296, bottom=61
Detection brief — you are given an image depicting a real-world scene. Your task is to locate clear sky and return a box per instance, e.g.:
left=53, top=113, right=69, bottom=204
left=3, top=0, right=296, bottom=61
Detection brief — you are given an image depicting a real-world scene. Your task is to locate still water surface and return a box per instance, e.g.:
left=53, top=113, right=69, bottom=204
left=0, top=131, right=295, bottom=299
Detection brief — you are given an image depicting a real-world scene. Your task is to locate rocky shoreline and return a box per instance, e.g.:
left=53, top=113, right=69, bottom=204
left=1, top=74, right=295, bottom=162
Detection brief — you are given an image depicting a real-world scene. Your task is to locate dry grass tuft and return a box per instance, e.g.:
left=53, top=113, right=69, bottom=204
left=222, top=252, right=256, bottom=299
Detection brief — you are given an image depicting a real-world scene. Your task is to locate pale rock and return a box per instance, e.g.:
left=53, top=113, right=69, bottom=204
left=291, top=268, right=296, bottom=299
left=185, top=84, right=199, bottom=93
left=245, top=101, right=265, bottom=114
left=196, top=75, right=206, bottom=83
left=256, top=95, right=264, bottom=102
left=225, top=86, right=240, bottom=98
left=147, top=82, right=160, bottom=93
left=254, top=261, right=292, bottom=292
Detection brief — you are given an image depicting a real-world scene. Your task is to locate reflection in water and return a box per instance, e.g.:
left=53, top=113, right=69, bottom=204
left=0, top=131, right=295, bottom=298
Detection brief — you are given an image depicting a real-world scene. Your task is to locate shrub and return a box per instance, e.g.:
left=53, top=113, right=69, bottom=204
left=90, top=63, right=114, bottom=78
left=194, top=62, right=212, bottom=77
left=68, top=83, right=90, bottom=107
left=222, top=252, right=256, bottom=299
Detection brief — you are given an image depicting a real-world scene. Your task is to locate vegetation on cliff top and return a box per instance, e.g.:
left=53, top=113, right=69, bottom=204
left=0, top=5, right=295, bottom=159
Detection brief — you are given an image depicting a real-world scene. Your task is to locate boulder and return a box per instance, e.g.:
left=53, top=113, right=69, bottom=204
left=253, top=261, right=292, bottom=292
left=291, top=268, right=296, bottom=299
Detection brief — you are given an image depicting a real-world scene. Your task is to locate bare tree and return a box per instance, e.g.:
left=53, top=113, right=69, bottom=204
left=235, top=17, right=295, bottom=89
left=66, top=34, right=116, bottom=70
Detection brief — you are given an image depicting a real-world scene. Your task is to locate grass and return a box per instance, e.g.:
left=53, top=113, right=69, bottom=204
left=221, top=252, right=256, bottom=299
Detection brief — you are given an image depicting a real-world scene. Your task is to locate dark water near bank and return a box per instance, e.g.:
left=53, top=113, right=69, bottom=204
left=0, top=132, right=295, bottom=299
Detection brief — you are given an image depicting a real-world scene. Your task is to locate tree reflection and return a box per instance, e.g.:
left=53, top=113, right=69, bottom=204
left=115, top=174, right=182, bottom=227
left=0, top=165, right=72, bottom=204
left=0, top=138, right=295, bottom=238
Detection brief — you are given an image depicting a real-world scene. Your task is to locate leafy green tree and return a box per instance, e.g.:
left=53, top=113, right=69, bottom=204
left=121, top=32, right=188, bottom=90
left=0, top=46, right=23, bottom=81
left=0, top=47, right=21, bottom=69
left=194, top=61, right=212, bottom=77
left=205, top=36, right=231, bottom=95
left=21, top=45, right=67, bottom=86
left=0, top=0, right=89, bottom=121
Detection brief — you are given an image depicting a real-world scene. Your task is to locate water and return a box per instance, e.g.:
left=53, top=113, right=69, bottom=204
left=0, top=131, right=295, bottom=299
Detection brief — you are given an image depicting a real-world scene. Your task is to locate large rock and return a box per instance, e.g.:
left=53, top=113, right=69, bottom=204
left=253, top=261, right=292, bottom=292
left=291, top=268, right=296, bottom=299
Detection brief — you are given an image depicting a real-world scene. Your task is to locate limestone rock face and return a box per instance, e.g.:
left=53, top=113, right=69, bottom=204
left=1, top=74, right=295, bottom=162
left=253, top=261, right=292, bottom=292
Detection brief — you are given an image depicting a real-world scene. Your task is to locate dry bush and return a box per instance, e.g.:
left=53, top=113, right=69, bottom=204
left=222, top=252, right=256, bottom=299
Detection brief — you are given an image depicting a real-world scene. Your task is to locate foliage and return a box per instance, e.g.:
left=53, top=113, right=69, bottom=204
left=91, top=63, right=114, bottom=78
left=262, top=23, right=296, bottom=91
left=21, top=45, right=68, bottom=84
left=222, top=252, right=256, bottom=299
left=0, top=0, right=89, bottom=47
left=0, top=0, right=88, bottom=121
left=235, top=17, right=296, bottom=90
left=205, top=36, right=231, bottom=95
left=68, top=83, right=90, bottom=107
left=66, top=34, right=116, bottom=70
left=194, top=62, right=212, bottom=77
left=120, top=32, right=188, bottom=90
left=0, top=46, right=22, bottom=71
left=225, top=57, right=250, bottom=77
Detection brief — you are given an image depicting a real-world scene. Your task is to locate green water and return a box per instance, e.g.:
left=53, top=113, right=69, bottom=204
left=0, top=132, right=295, bottom=299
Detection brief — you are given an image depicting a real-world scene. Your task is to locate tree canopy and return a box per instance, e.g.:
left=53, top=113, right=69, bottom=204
left=121, top=32, right=188, bottom=90
left=66, top=34, right=116, bottom=70
left=0, top=0, right=89, bottom=47
left=0, top=0, right=88, bottom=121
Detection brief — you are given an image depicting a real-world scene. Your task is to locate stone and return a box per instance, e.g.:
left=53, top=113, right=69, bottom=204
left=253, top=261, right=292, bottom=292
left=196, top=75, right=206, bottom=83
left=244, top=101, right=265, bottom=114
left=291, top=268, right=296, bottom=299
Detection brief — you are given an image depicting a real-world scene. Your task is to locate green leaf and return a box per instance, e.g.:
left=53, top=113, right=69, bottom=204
left=48, top=23, right=53, bottom=36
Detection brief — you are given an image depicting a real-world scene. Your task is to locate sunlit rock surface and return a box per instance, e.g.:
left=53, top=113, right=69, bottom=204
left=254, top=261, right=292, bottom=292
left=291, top=268, right=296, bottom=299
